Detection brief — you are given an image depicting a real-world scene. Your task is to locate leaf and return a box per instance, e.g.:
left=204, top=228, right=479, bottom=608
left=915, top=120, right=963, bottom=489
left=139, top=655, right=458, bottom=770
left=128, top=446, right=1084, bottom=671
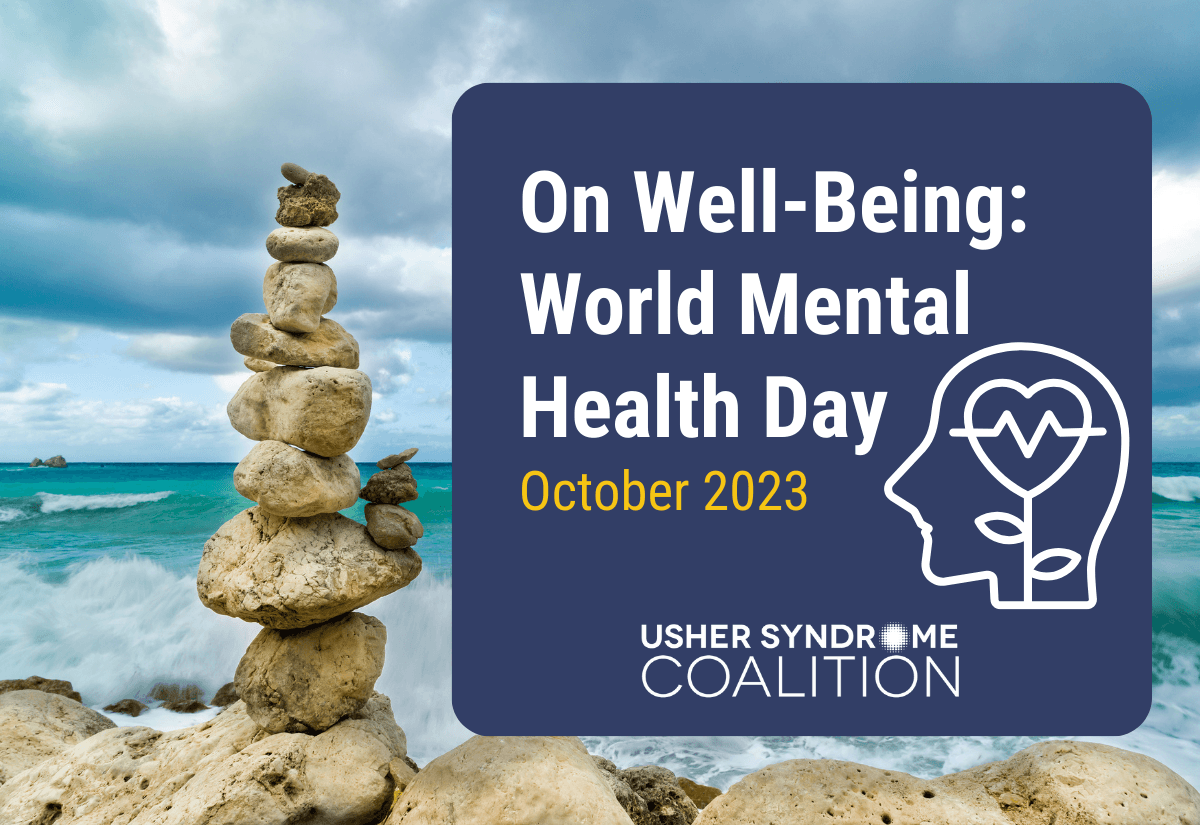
left=974, top=512, right=1026, bottom=545
left=1030, top=549, right=1082, bottom=581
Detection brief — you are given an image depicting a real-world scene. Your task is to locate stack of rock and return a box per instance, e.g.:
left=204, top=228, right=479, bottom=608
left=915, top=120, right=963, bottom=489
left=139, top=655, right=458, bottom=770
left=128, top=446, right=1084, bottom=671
left=197, top=162, right=424, bottom=741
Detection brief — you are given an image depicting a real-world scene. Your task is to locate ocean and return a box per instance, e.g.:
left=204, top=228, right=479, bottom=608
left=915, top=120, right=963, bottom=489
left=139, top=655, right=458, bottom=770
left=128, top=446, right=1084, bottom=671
left=0, top=461, right=1196, bottom=789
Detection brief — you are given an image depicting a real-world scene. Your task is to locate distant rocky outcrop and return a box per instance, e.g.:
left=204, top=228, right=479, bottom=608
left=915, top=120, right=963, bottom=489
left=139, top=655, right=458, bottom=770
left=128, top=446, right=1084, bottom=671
left=0, top=676, right=82, bottom=704
left=27, top=458, right=41, bottom=467
left=44, top=455, right=66, bottom=468
left=210, top=681, right=239, bottom=707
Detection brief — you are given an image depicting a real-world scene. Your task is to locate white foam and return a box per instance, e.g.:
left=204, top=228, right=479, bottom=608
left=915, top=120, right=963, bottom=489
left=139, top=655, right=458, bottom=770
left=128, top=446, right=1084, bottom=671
left=1152, top=475, right=1200, bottom=501
left=0, top=507, right=28, bottom=523
left=37, top=491, right=174, bottom=512
left=96, top=704, right=222, bottom=732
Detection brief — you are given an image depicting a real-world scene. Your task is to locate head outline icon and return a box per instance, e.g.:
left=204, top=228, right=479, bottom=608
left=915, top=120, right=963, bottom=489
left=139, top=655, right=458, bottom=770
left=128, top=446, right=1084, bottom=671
left=884, top=342, right=1129, bottom=610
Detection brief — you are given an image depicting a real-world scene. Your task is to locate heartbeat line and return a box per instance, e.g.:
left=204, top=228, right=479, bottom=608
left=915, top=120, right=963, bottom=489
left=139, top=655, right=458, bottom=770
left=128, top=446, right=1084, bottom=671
left=949, top=411, right=1107, bottom=458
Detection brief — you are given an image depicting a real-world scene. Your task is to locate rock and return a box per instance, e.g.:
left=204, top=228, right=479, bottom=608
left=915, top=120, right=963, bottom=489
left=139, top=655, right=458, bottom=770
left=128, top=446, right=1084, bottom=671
left=276, top=175, right=341, bottom=227
left=377, top=448, right=418, bottom=469
left=44, top=455, right=67, bottom=468
left=0, top=696, right=408, bottom=825
left=266, top=226, right=339, bottom=263
left=227, top=366, right=372, bottom=458
left=0, top=690, right=114, bottom=786
left=364, top=504, right=424, bottom=550
left=149, top=683, right=202, bottom=703
left=263, top=261, right=338, bottom=333
left=103, top=699, right=148, bottom=717
left=235, top=612, right=386, bottom=734
left=384, top=736, right=633, bottom=825
left=230, top=313, right=359, bottom=370
left=949, top=740, right=1200, bottom=825
left=163, top=699, right=209, bottom=713
left=245, top=355, right=277, bottom=372
left=0, top=676, right=82, bottom=704
left=693, top=759, right=1008, bottom=825
left=234, top=441, right=361, bottom=517
left=361, top=465, right=418, bottom=505
left=593, top=756, right=652, bottom=825
left=197, top=507, right=422, bottom=629
left=282, top=162, right=312, bottom=185
left=211, top=682, right=239, bottom=707
left=621, top=765, right=699, bottom=825
left=677, top=778, right=721, bottom=810
left=27, top=458, right=41, bottom=467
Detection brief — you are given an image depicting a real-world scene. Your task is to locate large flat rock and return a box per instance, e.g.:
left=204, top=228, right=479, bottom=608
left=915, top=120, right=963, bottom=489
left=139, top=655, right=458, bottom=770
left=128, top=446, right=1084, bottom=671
left=694, top=759, right=1008, bottom=825
left=230, top=313, right=359, bottom=369
left=234, top=441, right=361, bottom=517
left=0, top=696, right=408, bottom=825
left=0, top=690, right=114, bottom=786
left=236, top=612, right=386, bottom=734
left=946, top=740, right=1200, bottom=824
left=227, top=366, right=371, bottom=458
left=197, top=507, right=421, bottom=629
left=266, top=225, right=339, bottom=263
left=385, top=736, right=633, bottom=825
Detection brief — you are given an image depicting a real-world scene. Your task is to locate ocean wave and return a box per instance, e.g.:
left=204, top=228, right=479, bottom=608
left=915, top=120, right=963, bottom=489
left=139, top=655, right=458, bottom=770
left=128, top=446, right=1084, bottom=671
left=36, top=491, right=174, bottom=513
left=0, top=507, right=29, bottom=523
left=1152, top=475, right=1200, bottom=502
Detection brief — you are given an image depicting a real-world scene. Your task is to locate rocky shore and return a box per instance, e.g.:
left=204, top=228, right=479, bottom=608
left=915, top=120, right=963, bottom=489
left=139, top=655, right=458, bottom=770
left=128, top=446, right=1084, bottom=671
left=0, top=165, right=1194, bottom=822
left=0, top=673, right=1197, bottom=824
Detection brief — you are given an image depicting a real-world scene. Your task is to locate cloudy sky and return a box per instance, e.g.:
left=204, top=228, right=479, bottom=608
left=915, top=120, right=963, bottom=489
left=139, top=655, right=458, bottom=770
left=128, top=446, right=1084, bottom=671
left=1, top=0, right=1198, bottom=461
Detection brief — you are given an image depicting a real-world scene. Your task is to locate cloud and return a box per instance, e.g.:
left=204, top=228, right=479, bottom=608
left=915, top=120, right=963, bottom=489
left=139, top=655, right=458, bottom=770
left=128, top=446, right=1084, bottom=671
left=363, top=343, right=416, bottom=396
left=1153, top=167, right=1200, bottom=293
left=122, top=333, right=241, bottom=374
left=0, top=317, right=82, bottom=390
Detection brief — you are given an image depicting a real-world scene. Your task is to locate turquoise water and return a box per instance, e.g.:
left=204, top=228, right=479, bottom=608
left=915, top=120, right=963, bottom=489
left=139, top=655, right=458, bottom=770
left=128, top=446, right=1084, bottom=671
left=0, top=461, right=1196, bottom=784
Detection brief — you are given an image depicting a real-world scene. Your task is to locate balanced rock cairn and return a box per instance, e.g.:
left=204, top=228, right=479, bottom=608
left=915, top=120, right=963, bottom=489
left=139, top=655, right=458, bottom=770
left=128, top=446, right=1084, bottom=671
left=196, top=162, right=426, bottom=738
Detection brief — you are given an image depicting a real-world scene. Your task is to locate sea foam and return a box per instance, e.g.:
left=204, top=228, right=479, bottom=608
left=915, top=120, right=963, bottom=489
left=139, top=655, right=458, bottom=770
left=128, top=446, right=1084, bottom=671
left=37, top=491, right=174, bottom=513
left=1152, top=475, right=1200, bottom=502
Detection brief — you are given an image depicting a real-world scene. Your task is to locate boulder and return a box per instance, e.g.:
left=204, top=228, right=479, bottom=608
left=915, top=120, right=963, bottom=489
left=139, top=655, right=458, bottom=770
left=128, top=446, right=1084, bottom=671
left=276, top=172, right=341, bottom=228
left=677, top=778, right=721, bottom=810
left=230, top=313, right=359, bottom=369
left=266, top=226, right=339, bottom=263
left=385, top=736, right=633, bottom=825
left=364, top=504, right=424, bottom=549
left=0, top=696, right=407, bottom=825
left=593, top=756, right=652, bottom=825
left=227, top=366, right=372, bottom=458
left=103, top=699, right=148, bottom=717
left=44, top=455, right=67, bottom=468
left=0, top=676, right=82, bottom=704
left=263, top=261, right=338, bottom=333
left=163, top=699, right=209, bottom=713
left=197, top=507, right=421, bottom=629
left=693, top=759, right=1008, bottom=824
left=236, top=612, right=386, bottom=734
left=149, top=683, right=202, bottom=704
left=245, top=355, right=277, bottom=372
left=211, top=682, right=239, bottom=707
left=947, top=740, right=1200, bottom=825
left=27, top=458, right=41, bottom=467
left=378, top=448, right=418, bottom=469
left=621, top=765, right=699, bottom=825
left=234, top=441, right=361, bottom=517
left=0, top=690, right=115, bottom=786
left=361, top=465, right=418, bottom=505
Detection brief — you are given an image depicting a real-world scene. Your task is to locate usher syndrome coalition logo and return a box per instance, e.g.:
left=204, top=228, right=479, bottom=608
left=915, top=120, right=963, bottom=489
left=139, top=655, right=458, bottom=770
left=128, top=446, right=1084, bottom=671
left=452, top=83, right=1150, bottom=736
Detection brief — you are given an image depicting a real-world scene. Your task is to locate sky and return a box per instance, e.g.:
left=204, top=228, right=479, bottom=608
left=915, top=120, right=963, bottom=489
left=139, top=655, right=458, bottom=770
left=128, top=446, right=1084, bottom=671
left=1, top=0, right=1199, bottom=461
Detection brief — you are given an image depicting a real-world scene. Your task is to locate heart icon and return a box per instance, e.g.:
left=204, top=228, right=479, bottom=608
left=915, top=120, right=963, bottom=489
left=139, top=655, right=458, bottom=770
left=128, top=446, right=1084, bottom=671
left=953, top=378, right=1103, bottom=498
